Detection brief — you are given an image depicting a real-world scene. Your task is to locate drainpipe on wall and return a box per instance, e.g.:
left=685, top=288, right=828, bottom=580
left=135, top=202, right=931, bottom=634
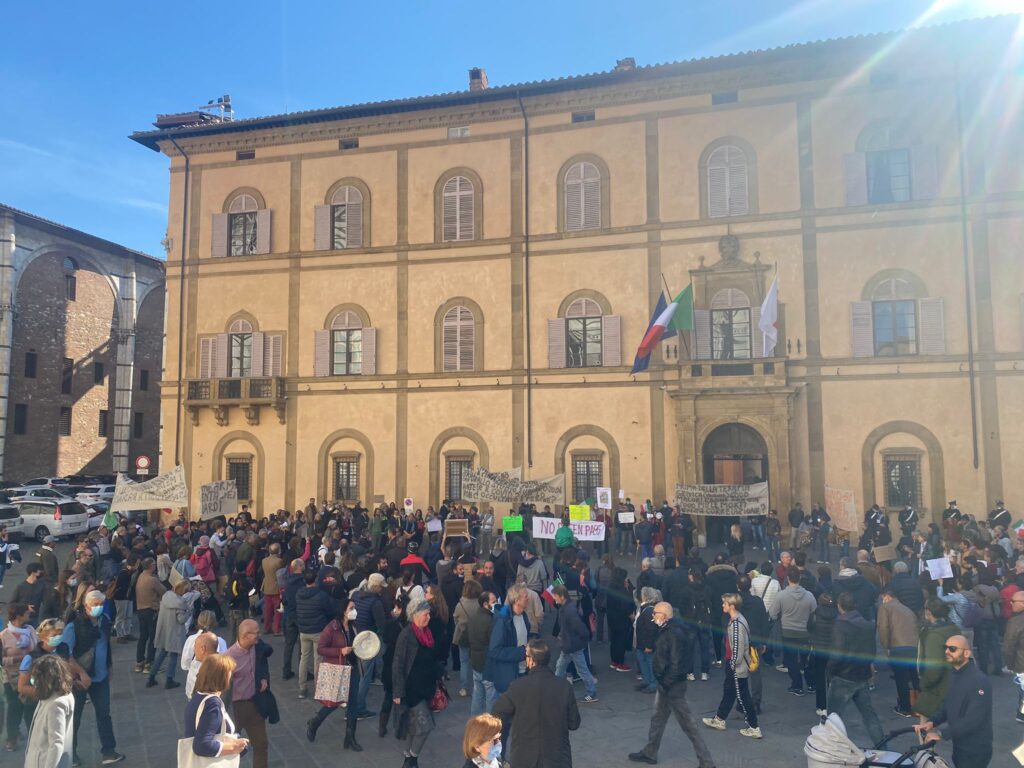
left=0, top=211, right=15, bottom=480
left=168, top=136, right=190, bottom=468
left=516, top=91, right=533, bottom=469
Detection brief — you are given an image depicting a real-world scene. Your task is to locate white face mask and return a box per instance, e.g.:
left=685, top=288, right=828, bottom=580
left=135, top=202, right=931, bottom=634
left=346, top=608, right=358, bottom=621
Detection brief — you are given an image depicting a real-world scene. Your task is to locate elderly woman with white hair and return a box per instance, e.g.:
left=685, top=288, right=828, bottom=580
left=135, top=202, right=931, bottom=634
left=391, top=599, right=443, bottom=768
left=634, top=587, right=663, bottom=693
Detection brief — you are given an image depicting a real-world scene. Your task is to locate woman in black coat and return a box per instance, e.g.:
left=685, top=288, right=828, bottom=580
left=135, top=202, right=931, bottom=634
left=604, top=567, right=635, bottom=671
left=392, top=600, right=443, bottom=768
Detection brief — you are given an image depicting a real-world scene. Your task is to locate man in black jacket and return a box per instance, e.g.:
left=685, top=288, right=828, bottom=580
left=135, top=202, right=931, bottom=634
left=295, top=570, right=338, bottom=699
left=827, top=592, right=884, bottom=745
left=888, top=560, right=924, bottom=614
left=915, top=634, right=993, bottom=768
left=280, top=558, right=306, bottom=680
left=551, top=585, right=598, bottom=702
left=492, top=639, right=580, bottom=768
left=628, top=603, right=717, bottom=767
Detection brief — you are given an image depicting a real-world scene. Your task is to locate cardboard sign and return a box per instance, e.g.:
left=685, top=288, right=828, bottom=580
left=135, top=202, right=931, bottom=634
left=825, top=486, right=859, bottom=533
left=569, top=504, right=591, bottom=521
left=596, top=487, right=612, bottom=510
left=872, top=543, right=897, bottom=563
left=426, top=518, right=443, bottom=533
left=926, top=557, right=954, bottom=581
left=532, top=516, right=605, bottom=542
left=199, top=479, right=238, bottom=521
left=502, top=515, right=524, bottom=533
left=617, top=511, right=635, bottom=524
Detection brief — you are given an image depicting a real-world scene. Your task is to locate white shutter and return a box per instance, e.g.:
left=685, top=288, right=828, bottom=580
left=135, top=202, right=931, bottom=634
left=601, top=315, right=621, bottom=367
left=211, top=213, right=229, bottom=258
left=265, top=333, right=283, bottom=376
left=850, top=301, right=874, bottom=357
left=707, top=166, right=728, bottom=218
left=442, top=181, right=458, bottom=242
left=314, top=205, right=332, bottom=250
left=314, top=329, right=331, bottom=377
left=582, top=177, right=601, bottom=229
left=911, top=145, right=939, bottom=201
left=361, top=328, right=376, bottom=375
left=844, top=153, right=868, bottom=206
left=250, top=332, right=265, bottom=378
left=548, top=318, right=567, bottom=369
left=692, top=309, right=711, bottom=359
left=442, top=315, right=459, bottom=371
left=728, top=155, right=749, bottom=216
left=214, top=334, right=229, bottom=378
left=565, top=179, right=583, bottom=231
left=254, top=209, right=271, bottom=254
left=458, top=186, right=474, bottom=240
left=347, top=200, right=363, bottom=247
left=459, top=312, right=475, bottom=371
left=199, top=337, right=214, bottom=379
left=918, top=297, right=946, bottom=355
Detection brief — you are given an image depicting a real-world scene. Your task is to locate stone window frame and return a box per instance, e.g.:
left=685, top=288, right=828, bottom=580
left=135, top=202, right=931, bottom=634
left=330, top=451, right=361, bottom=503
left=443, top=450, right=476, bottom=503
left=433, top=296, right=485, bottom=373
left=323, top=177, right=372, bottom=249
left=225, top=452, right=255, bottom=502
left=698, top=136, right=759, bottom=220
left=557, top=154, right=611, bottom=234
left=433, top=167, right=484, bottom=243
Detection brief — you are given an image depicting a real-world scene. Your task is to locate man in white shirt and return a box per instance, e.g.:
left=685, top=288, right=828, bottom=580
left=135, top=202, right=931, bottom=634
left=183, top=632, right=223, bottom=698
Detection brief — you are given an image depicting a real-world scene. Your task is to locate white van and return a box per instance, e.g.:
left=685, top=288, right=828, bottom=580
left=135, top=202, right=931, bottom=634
left=17, top=499, right=90, bottom=542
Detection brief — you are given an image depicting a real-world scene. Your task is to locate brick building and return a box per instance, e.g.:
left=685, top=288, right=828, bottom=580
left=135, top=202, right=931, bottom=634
left=0, top=205, right=165, bottom=481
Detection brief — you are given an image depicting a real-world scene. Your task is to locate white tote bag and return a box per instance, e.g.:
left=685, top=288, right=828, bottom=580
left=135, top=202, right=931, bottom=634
left=177, top=694, right=241, bottom=768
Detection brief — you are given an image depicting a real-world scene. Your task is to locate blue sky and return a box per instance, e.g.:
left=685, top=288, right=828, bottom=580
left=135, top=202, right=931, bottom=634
left=1, top=0, right=1019, bottom=256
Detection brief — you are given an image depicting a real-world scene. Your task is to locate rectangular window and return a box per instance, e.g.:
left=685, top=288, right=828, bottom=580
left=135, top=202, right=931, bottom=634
left=229, top=212, right=257, bottom=256
left=98, top=409, right=109, bottom=437
left=133, top=412, right=144, bottom=439
left=333, top=457, right=360, bottom=502
left=571, top=110, right=595, bottom=123
left=883, top=455, right=922, bottom=508
left=339, top=137, right=359, bottom=150
left=66, top=274, right=77, bottom=301
left=230, top=333, right=252, bottom=377
left=447, top=126, right=470, bottom=139
left=331, top=329, right=363, bottom=375
left=13, top=404, right=27, bottom=435
left=566, top=317, right=602, bottom=368
left=94, top=361, right=105, bottom=385
left=866, top=148, right=911, bottom=204
left=24, top=351, right=37, bottom=378
left=227, top=458, right=252, bottom=500
left=445, top=458, right=472, bottom=502
left=711, top=308, right=752, bottom=360
left=59, top=406, right=72, bottom=436
left=61, top=358, right=73, bottom=394
left=140, top=369, right=149, bottom=391
left=872, top=300, right=917, bottom=356
left=236, top=149, right=255, bottom=161
left=572, top=456, right=602, bottom=504
left=712, top=91, right=738, bottom=105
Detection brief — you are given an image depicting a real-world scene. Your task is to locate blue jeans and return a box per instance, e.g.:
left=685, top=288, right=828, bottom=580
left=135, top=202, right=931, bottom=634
left=636, top=649, right=657, bottom=690
left=767, top=536, right=781, bottom=563
left=555, top=648, right=597, bottom=698
left=817, top=524, right=831, bottom=562
left=72, top=677, right=116, bottom=757
left=751, top=524, right=766, bottom=549
left=687, top=627, right=712, bottom=675
left=0, top=562, right=7, bottom=587
left=616, top=528, right=634, bottom=554
left=356, top=650, right=382, bottom=714
left=149, top=649, right=179, bottom=683
left=827, top=676, right=884, bottom=746
left=783, top=636, right=808, bottom=690
left=471, top=670, right=497, bottom=716
left=459, top=646, right=472, bottom=692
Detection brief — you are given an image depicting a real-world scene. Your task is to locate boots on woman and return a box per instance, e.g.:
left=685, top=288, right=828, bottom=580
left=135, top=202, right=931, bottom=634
left=343, top=719, right=363, bottom=752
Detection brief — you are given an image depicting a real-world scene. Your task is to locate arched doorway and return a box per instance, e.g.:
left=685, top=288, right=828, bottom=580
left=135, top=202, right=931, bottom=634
left=701, top=423, right=768, bottom=544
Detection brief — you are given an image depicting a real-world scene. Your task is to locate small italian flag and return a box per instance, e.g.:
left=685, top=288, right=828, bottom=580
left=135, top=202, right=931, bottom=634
left=542, top=575, right=565, bottom=606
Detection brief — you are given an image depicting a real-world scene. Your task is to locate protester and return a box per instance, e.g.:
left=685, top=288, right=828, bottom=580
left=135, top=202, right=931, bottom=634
left=807, top=592, right=837, bottom=717
left=606, top=567, right=635, bottom=673
left=486, top=584, right=530, bottom=699
left=184, top=654, right=250, bottom=760
left=634, top=587, right=661, bottom=694
left=493, top=639, right=580, bottom=768
left=184, top=632, right=221, bottom=699
left=773, top=567, right=816, bottom=695
left=467, top=592, right=497, bottom=716
left=701, top=593, right=761, bottom=739
left=1, top=602, right=37, bottom=751
left=295, top=569, right=337, bottom=699
left=551, top=584, right=598, bottom=703
left=628, top=602, right=717, bottom=767
left=225, top=619, right=274, bottom=768
left=392, top=599, right=443, bottom=768
left=11, top=564, right=51, bottom=627
left=350, top=572, right=387, bottom=718
left=460, top=713, right=504, bottom=768
left=305, top=599, right=361, bottom=750
left=147, top=579, right=195, bottom=689
left=454, top=579, right=483, bottom=698
left=915, top=598, right=958, bottom=720
left=878, top=587, right=920, bottom=717
left=23, top=654, right=74, bottom=768
left=1002, top=590, right=1024, bottom=722
left=827, top=592, right=884, bottom=744
left=133, top=557, right=165, bottom=674
left=280, top=558, right=305, bottom=680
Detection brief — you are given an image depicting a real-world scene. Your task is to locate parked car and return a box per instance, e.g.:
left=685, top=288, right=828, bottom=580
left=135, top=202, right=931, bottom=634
left=17, top=499, right=90, bottom=542
left=85, top=501, right=111, bottom=530
left=0, top=502, right=25, bottom=540
left=20, top=477, right=71, bottom=489
left=76, top=485, right=116, bottom=504
left=6, top=487, right=74, bottom=502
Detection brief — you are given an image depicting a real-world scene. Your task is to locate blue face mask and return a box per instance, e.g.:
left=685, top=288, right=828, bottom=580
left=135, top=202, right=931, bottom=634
left=487, top=740, right=502, bottom=763
left=68, top=578, right=78, bottom=588
left=89, top=605, right=103, bottom=618
left=47, top=634, right=63, bottom=648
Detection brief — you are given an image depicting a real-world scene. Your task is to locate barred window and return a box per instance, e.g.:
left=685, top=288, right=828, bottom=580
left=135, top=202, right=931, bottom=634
left=883, top=455, right=921, bottom=509
left=446, top=457, right=473, bottom=503
left=61, top=357, right=73, bottom=394
left=98, top=409, right=109, bottom=437
left=572, top=456, right=602, bottom=504
left=333, top=457, right=360, bottom=502
left=227, top=458, right=252, bottom=501
left=59, top=406, right=72, bottom=436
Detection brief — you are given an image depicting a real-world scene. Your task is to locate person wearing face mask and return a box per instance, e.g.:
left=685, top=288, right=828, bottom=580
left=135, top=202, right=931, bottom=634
left=305, top=599, right=362, bottom=749
left=1, top=602, right=38, bottom=751
left=16, top=617, right=70, bottom=723
left=64, top=589, right=125, bottom=765
left=461, top=713, right=504, bottom=768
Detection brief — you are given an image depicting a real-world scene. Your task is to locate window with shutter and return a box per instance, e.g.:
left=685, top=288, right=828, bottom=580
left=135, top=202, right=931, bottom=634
left=214, top=334, right=229, bottom=378
left=565, top=161, right=601, bottom=231
left=313, top=330, right=331, bottom=377
left=910, top=145, right=939, bottom=201
left=442, top=305, right=475, bottom=372
left=871, top=278, right=917, bottom=356
left=199, top=338, right=215, bottom=378
left=314, top=205, right=332, bottom=251
left=361, top=328, right=376, bottom=375
left=565, top=298, right=603, bottom=368
left=442, top=176, right=474, bottom=241
left=601, top=315, right=621, bottom=367
left=707, top=145, right=749, bottom=218
left=227, top=194, right=259, bottom=256
left=850, top=301, right=875, bottom=357
left=917, top=297, right=945, bottom=355
left=330, top=311, right=363, bottom=375
left=692, top=309, right=712, bottom=359
left=330, top=186, right=363, bottom=248
left=710, top=289, right=752, bottom=360
left=264, top=333, right=283, bottom=376
left=547, top=318, right=567, bottom=369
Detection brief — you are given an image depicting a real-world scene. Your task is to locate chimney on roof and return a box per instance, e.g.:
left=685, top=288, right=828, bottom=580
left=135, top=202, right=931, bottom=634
left=615, top=57, right=636, bottom=72
left=469, top=67, right=489, bottom=91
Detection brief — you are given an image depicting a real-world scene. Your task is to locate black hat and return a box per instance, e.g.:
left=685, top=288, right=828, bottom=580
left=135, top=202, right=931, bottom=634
left=407, top=541, right=419, bottom=553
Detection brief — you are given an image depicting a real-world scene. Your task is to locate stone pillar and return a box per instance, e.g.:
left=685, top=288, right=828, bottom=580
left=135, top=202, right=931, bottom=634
left=112, top=261, right=137, bottom=474
left=0, top=212, right=14, bottom=480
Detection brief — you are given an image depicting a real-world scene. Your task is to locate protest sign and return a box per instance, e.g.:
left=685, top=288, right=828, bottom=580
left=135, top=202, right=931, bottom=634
left=674, top=482, right=768, bottom=517
left=532, top=516, right=605, bottom=542
left=596, top=487, right=612, bottom=510
left=502, top=515, right=524, bottom=533
left=618, top=489, right=626, bottom=501
left=617, top=511, right=635, bottom=524
left=926, top=557, right=954, bottom=581
left=461, top=467, right=565, bottom=506
left=569, top=504, right=591, bottom=521
left=111, top=465, right=189, bottom=513
left=825, top=486, right=859, bottom=532
left=200, top=479, right=238, bottom=520
left=872, top=543, right=897, bottom=563
left=426, top=518, right=443, bottom=533
left=404, top=497, right=414, bottom=514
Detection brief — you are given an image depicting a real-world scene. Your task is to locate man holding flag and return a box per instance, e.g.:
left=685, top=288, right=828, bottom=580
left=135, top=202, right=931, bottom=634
left=632, top=285, right=693, bottom=374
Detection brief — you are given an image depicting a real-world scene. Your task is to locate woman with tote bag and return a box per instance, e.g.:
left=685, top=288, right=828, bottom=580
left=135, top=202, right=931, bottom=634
left=23, top=654, right=75, bottom=768
left=179, top=654, right=248, bottom=767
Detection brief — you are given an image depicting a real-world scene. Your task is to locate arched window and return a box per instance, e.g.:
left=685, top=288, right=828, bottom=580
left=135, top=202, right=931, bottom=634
left=565, top=298, right=604, bottom=368
left=564, top=161, right=601, bottom=231
left=63, top=257, right=78, bottom=301
left=707, top=145, right=749, bottom=218
left=710, top=288, right=752, bottom=360
left=227, top=194, right=259, bottom=256
left=330, top=185, right=363, bottom=248
left=871, top=278, right=918, bottom=356
left=228, top=318, right=253, bottom=378
left=441, top=175, right=475, bottom=241
left=852, top=271, right=944, bottom=358
left=442, top=306, right=475, bottom=371
left=331, top=311, right=363, bottom=375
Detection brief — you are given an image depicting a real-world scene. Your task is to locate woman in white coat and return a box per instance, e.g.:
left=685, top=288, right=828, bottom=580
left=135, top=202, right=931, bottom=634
left=24, top=654, right=75, bottom=768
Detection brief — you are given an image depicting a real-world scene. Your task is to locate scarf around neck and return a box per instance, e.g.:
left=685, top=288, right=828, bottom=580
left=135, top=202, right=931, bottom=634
left=412, top=623, right=435, bottom=648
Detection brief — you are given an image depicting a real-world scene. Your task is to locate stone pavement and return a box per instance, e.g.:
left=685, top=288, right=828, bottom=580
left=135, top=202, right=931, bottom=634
left=4, top=540, right=1022, bottom=767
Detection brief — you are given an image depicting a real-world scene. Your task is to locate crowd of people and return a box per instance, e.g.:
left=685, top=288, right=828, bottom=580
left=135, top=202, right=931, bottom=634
left=0, top=494, right=1019, bottom=767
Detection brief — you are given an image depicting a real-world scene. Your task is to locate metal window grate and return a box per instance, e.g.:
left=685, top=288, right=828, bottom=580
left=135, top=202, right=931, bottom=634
left=883, top=455, right=922, bottom=509
left=227, top=458, right=252, bottom=500
left=98, top=409, right=109, bottom=437
left=333, top=458, right=359, bottom=502
left=59, top=406, right=72, bottom=436
left=61, top=358, right=73, bottom=394
left=572, top=457, right=602, bottom=503
left=236, top=150, right=255, bottom=161
left=446, top=459, right=472, bottom=502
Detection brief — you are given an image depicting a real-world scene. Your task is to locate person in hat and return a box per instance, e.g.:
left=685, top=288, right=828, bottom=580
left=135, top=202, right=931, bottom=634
left=400, top=541, right=430, bottom=577
left=35, top=535, right=60, bottom=585
left=305, top=599, right=363, bottom=750
left=989, top=501, right=1011, bottom=531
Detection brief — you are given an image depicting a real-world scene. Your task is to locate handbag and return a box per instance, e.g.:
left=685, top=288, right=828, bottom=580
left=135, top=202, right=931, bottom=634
left=314, top=661, right=352, bottom=706
left=747, top=644, right=760, bottom=673
left=429, top=680, right=450, bottom=712
left=176, top=694, right=241, bottom=768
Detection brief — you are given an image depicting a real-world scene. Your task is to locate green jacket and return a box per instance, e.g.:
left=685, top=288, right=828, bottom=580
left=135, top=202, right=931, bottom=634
left=555, top=526, right=575, bottom=548
left=916, top=619, right=958, bottom=717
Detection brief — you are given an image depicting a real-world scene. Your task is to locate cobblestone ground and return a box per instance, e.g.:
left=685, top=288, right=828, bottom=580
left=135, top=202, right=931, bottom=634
left=5, top=541, right=1022, bottom=768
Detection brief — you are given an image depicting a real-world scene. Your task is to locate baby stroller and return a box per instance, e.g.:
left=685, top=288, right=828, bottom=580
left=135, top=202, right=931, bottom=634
left=805, top=714, right=949, bottom=768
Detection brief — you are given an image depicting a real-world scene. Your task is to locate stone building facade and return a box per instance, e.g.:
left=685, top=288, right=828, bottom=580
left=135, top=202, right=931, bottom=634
left=132, top=17, right=1023, bottom=533
left=0, top=206, right=165, bottom=480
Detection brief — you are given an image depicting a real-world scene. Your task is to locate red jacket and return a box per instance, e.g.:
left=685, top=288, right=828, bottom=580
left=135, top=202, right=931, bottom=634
left=191, top=547, right=217, bottom=582
left=1001, top=582, right=1019, bottom=620
left=317, top=619, right=352, bottom=665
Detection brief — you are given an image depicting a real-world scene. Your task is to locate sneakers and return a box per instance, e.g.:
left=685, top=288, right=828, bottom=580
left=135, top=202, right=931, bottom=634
left=357, top=710, right=377, bottom=720
left=700, top=673, right=709, bottom=681
left=101, top=753, right=126, bottom=765
left=815, top=708, right=827, bottom=717
left=740, top=727, right=763, bottom=739
left=145, top=678, right=158, bottom=688
left=628, top=753, right=657, bottom=764
left=893, top=706, right=913, bottom=718
left=582, top=694, right=599, bottom=703
left=701, top=716, right=726, bottom=731
left=611, top=663, right=631, bottom=672
left=165, top=680, right=181, bottom=690
left=458, top=688, right=468, bottom=698
left=787, top=687, right=805, bottom=696
left=711, top=660, right=723, bottom=669
left=133, top=663, right=144, bottom=674
left=686, top=673, right=696, bottom=681
left=775, top=664, right=788, bottom=672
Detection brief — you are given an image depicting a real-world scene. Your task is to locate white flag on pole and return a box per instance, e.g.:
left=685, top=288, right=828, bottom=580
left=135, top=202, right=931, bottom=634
left=758, top=277, right=779, bottom=357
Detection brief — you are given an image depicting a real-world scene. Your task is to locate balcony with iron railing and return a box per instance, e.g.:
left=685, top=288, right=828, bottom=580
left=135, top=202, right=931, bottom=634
left=185, top=377, right=287, bottom=425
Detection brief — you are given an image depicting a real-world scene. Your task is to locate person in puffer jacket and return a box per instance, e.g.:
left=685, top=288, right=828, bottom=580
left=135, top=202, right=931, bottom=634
left=807, top=592, right=838, bottom=715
